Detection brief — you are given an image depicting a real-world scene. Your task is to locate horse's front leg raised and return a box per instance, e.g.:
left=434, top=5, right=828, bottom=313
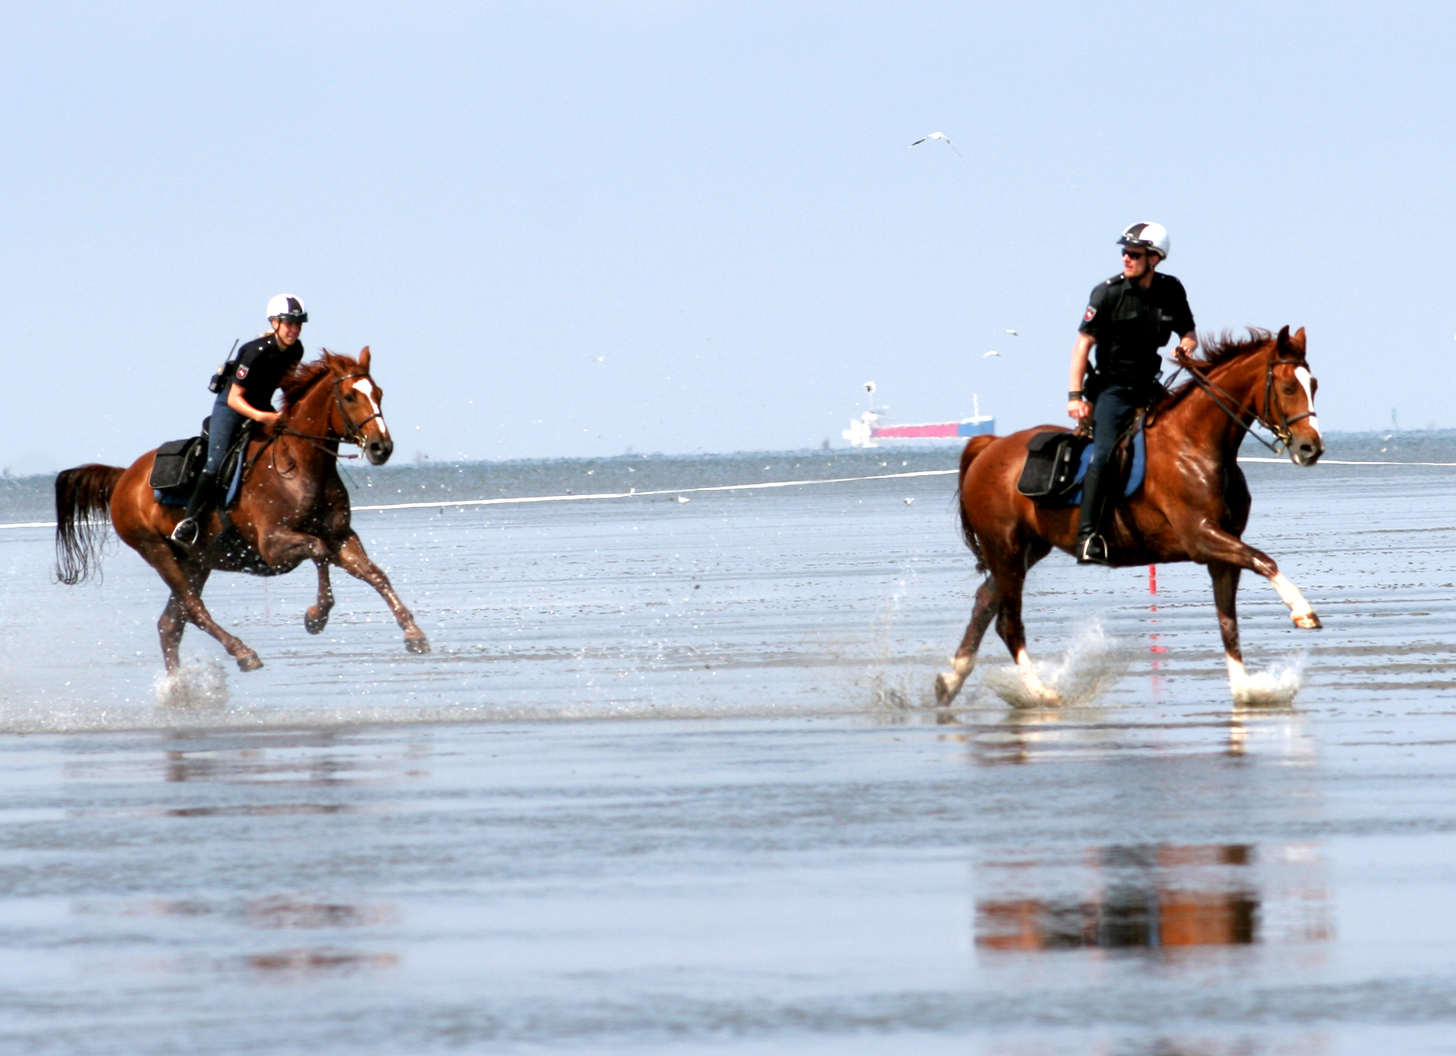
left=305, top=559, right=335, bottom=635
left=1192, top=525, right=1322, bottom=629
left=332, top=533, right=429, bottom=654
left=935, top=577, right=999, bottom=705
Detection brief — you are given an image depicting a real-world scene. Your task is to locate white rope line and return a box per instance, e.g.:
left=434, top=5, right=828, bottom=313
left=2, top=456, right=1451, bottom=531
left=0, top=469, right=957, bottom=530
left=1239, top=457, right=1456, bottom=466
left=350, top=469, right=957, bottom=511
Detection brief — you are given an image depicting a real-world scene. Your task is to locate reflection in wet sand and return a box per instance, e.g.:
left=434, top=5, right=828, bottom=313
left=245, top=948, right=398, bottom=975
left=977, top=843, right=1332, bottom=952
left=79, top=895, right=395, bottom=930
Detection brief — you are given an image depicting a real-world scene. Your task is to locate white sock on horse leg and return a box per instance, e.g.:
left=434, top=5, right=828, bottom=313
left=1268, top=572, right=1314, bottom=618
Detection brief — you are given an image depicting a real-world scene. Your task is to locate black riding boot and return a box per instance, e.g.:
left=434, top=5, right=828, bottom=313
left=170, top=471, right=218, bottom=546
left=1075, top=460, right=1114, bottom=565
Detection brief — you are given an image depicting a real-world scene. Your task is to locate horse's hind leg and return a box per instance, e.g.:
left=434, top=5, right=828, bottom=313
left=332, top=534, right=429, bottom=654
left=142, top=544, right=262, bottom=672
left=305, top=560, right=335, bottom=635
left=993, top=546, right=1061, bottom=707
left=159, top=595, right=187, bottom=672
left=935, top=577, right=999, bottom=705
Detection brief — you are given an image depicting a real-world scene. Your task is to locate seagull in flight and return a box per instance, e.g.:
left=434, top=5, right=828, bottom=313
left=984, top=350, right=1000, bottom=358
left=1004, top=329, right=1019, bottom=337
left=909, top=132, right=964, bottom=158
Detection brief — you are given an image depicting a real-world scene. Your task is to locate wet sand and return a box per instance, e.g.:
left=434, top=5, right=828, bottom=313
left=2, top=441, right=1456, bottom=1052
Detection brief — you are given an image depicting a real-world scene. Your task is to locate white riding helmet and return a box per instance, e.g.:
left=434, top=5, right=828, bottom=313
left=1118, top=222, right=1170, bottom=260
left=266, top=294, right=308, bottom=323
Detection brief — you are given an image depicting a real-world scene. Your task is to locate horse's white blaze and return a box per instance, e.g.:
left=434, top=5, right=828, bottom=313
left=1293, top=367, right=1321, bottom=438
left=1268, top=572, right=1314, bottom=618
left=353, top=378, right=389, bottom=439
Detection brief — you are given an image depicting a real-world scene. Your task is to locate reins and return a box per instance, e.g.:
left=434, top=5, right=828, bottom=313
left=243, top=370, right=373, bottom=481
left=1169, top=352, right=1310, bottom=455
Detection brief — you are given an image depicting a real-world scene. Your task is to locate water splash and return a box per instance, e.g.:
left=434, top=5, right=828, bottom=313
left=982, top=623, right=1132, bottom=708
left=154, top=660, right=229, bottom=709
left=1233, top=654, right=1305, bottom=706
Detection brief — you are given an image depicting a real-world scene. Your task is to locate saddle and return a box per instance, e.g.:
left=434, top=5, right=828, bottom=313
left=150, top=418, right=254, bottom=508
left=1016, top=412, right=1147, bottom=509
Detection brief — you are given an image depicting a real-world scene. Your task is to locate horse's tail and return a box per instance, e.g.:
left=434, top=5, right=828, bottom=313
left=955, top=435, right=998, bottom=572
left=54, top=464, right=123, bottom=585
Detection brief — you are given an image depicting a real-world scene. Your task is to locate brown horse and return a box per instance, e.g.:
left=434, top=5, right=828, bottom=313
left=55, top=348, right=429, bottom=672
left=936, top=326, right=1323, bottom=706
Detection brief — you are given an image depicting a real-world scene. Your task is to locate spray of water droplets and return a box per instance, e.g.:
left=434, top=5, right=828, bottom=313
left=154, top=660, right=229, bottom=709
left=982, top=622, right=1133, bottom=709
left=1233, top=654, right=1305, bottom=706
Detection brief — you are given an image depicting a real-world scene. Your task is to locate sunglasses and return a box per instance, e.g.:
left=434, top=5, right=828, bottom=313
left=1121, top=248, right=1146, bottom=260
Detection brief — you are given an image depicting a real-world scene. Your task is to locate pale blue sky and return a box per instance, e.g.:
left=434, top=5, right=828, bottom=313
left=3, top=1, right=1452, bottom=472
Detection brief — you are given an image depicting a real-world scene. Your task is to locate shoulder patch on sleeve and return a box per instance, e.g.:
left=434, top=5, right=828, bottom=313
left=234, top=365, right=249, bottom=380
left=1083, top=306, right=1096, bottom=322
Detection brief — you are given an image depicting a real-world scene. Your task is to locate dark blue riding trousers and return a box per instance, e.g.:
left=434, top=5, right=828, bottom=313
left=1089, top=383, right=1142, bottom=474
left=1078, top=382, right=1144, bottom=539
left=203, top=390, right=247, bottom=478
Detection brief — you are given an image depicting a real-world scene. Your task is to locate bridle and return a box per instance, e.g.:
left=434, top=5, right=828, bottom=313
left=281, top=372, right=381, bottom=452
left=1173, top=351, right=1314, bottom=454
left=249, top=371, right=381, bottom=475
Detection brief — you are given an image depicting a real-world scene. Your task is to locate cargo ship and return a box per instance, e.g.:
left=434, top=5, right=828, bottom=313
left=842, top=384, right=994, bottom=448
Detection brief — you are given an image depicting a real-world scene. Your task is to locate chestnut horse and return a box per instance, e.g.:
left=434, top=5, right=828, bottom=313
left=936, top=326, right=1323, bottom=706
left=54, top=348, right=429, bottom=672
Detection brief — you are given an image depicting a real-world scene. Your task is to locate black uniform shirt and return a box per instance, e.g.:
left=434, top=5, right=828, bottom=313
left=1078, top=272, right=1195, bottom=385
left=229, top=334, right=304, bottom=412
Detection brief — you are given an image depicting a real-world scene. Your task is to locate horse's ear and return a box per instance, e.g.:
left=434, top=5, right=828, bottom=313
left=358, top=346, right=371, bottom=372
left=1291, top=327, right=1307, bottom=353
left=1276, top=325, right=1292, bottom=354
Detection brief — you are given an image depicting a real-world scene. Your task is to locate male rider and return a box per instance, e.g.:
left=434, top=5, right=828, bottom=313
left=1068, top=223, right=1196, bottom=565
left=170, top=295, right=307, bottom=546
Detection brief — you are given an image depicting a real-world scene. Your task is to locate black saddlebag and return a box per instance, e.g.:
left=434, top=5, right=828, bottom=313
left=149, top=436, right=206, bottom=492
left=1016, top=431, right=1090, bottom=502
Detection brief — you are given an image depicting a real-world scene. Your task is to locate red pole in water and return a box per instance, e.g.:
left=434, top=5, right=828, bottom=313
left=1149, top=564, right=1157, bottom=594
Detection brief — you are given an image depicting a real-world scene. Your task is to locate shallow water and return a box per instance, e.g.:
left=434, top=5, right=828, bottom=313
left=3, top=436, right=1456, bottom=1053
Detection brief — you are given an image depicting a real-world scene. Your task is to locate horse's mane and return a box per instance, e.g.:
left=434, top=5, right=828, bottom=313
left=280, top=350, right=359, bottom=411
left=1156, top=328, right=1273, bottom=413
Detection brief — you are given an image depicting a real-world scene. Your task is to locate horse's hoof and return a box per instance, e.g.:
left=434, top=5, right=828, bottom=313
left=405, top=634, right=430, bottom=655
left=1293, top=612, right=1322, bottom=630
left=237, top=652, right=264, bottom=672
left=934, top=672, right=959, bottom=706
left=304, top=609, right=329, bottom=635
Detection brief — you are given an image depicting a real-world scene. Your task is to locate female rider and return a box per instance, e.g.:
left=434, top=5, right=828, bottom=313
left=170, top=295, right=307, bottom=546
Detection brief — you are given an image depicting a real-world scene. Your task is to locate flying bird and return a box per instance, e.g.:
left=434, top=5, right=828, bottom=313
left=984, top=350, right=1001, bottom=358
left=909, top=132, right=965, bottom=158
left=1004, top=329, right=1019, bottom=336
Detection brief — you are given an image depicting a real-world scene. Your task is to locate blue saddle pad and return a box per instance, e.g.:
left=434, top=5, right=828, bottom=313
left=1066, top=428, right=1146, bottom=507
left=153, top=446, right=245, bottom=508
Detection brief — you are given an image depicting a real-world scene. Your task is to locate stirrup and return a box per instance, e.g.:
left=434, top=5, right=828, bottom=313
left=170, top=518, right=200, bottom=546
left=1076, top=533, right=1110, bottom=566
